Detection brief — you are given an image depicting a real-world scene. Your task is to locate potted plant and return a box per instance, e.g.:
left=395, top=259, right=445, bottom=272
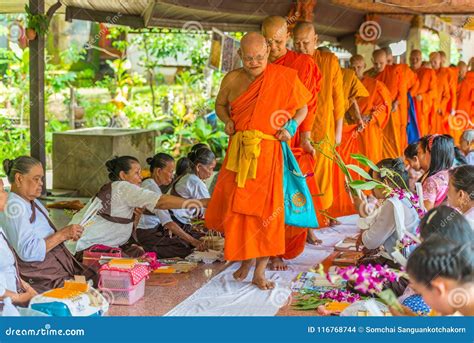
left=24, top=4, right=49, bottom=40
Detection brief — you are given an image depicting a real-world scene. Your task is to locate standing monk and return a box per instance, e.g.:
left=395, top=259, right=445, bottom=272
left=439, top=51, right=458, bottom=117
left=292, top=21, right=345, bottom=224
left=457, top=61, right=474, bottom=128
left=367, top=49, right=405, bottom=158
left=429, top=52, right=451, bottom=134
left=329, top=67, right=369, bottom=218
left=350, top=54, right=392, bottom=164
left=410, top=49, right=438, bottom=136
left=261, top=16, right=321, bottom=269
left=205, top=33, right=312, bottom=290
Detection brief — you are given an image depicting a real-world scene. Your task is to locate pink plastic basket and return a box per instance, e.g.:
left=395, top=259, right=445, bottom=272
left=83, top=245, right=122, bottom=269
left=99, top=275, right=145, bottom=306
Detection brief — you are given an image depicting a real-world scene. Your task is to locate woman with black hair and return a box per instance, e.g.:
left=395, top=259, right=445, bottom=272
left=170, top=146, right=216, bottom=227
left=404, top=142, right=423, bottom=192
left=352, top=158, right=420, bottom=262
left=70, top=156, right=209, bottom=257
left=417, top=134, right=454, bottom=210
left=405, top=237, right=473, bottom=316
left=136, top=153, right=206, bottom=258
left=447, top=165, right=474, bottom=225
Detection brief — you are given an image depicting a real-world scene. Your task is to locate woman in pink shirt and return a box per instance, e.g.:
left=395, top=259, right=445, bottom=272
left=417, top=134, right=454, bottom=210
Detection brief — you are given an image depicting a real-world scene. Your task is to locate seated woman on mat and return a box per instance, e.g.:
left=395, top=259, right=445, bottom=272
left=70, top=155, right=210, bottom=258
left=417, top=134, right=454, bottom=211
left=0, top=156, right=96, bottom=293
left=0, top=178, right=37, bottom=305
left=352, top=158, right=420, bottom=263
left=136, top=153, right=206, bottom=258
left=447, top=165, right=474, bottom=225
left=169, top=146, right=216, bottom=228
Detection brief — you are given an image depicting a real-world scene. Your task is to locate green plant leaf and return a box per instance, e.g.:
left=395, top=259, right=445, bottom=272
left=349, top=180, right=382, bottom=190
left=346, top=164, right=373, bottom=180
left=350, top=153, right=380, bottom=172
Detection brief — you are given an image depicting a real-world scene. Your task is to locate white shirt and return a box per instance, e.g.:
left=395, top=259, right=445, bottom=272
left=170, top=174, right=210, bottom=224
left=0, top=192, right=54, bottom=262
left=0, top=228, right=18, bottom=294
left=137, top=178, right=173, bottom=229
left=464, top=207, right=474, bottom=230
left=70, top=181, right=161, bottom=253
left=466, top=151, right=474, bottom=166
left=362, top=197, right=419, bottom=257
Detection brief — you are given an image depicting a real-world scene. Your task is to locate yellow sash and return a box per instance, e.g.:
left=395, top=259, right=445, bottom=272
left=225, top=130, right=277, bottom=188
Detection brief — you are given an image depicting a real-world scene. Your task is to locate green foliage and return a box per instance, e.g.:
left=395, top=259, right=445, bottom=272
left=24, top=4, right=49, bottom=36
left=0, top=117, right=29, bottom=176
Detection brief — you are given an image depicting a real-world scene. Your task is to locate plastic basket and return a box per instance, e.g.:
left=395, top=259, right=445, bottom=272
left=99, top=278, right=145, bottom=306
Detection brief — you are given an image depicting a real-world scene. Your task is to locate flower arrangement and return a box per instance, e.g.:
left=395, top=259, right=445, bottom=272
left=293, top=289, right=362, bottom=311
left=319, top=289, right=362, bottom=303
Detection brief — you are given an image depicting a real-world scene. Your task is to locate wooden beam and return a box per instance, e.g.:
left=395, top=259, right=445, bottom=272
left=65, top=6, right=144, bottom=28
left=29, top=0, right=47, bottom=194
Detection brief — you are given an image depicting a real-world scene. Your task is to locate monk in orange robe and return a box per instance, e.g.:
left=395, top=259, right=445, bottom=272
left=366, top=49, right=406, bottom=158
left=429, top=52, right=451, bottom=134
left=410, top=49, right=438, bottom=136
left=329, top=67, right=369, bottom=218
left=440, top=51, right=459, bottom=117
left=261, top=16, right=322, bottom=269
left=293, top=21, right=345, bottom=222
left=457, top=61, right=474, bottom=130
left=350, top=54, right=392, bottom=164
left=205, top=33, right=312, bottom=289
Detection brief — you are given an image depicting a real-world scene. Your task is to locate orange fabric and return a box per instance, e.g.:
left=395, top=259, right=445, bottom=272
left=205, top=64, right=312, bottom=261
left=369, top=65, right=406, bottom=158
left=433, top=67, right=451, bottom=134
left=456, top=71, right=474, bottom=141
left=446, top=67, right=460, bottom=138
left=311, top=50, right=345, bottom=210
left=272, top=49, right=322, bottom=259
left=411, top=67, right=438, bottom=136
left=358, top=77, right=392, bottom=164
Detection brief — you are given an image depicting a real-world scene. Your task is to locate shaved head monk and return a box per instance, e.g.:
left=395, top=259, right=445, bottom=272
left=458, top=61, right=468, bottom=81
left=429, top=52, right=451, bottom=133
left=382, top=46, right=394, bottom=65
left=350, top=54, right=391, bottom=165
left=410, top=49, right=437, bottom=136
left=205, top=32, right=312, bottom=290
left=262, top=16, right=321, bottom=270
left=293, top=21, right=345, bottom=225
left=369, top=49, right=406, bottom=158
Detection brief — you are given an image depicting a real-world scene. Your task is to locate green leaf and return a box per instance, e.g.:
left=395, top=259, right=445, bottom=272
left=346, top=164, right=373, bottom=180
left=350, top=153, right=380, bottom=172
left=349, top=180, right=382, bottom=190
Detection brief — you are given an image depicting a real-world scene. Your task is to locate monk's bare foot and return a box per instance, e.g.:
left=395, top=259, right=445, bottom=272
left=269, top=257, right=288, bottom=271
left=233, top=260, right=252, bottom=281
left=252, top=275, right=275, bottom=290
left=307, top=230, right=323, bottom=245
left=329, top=218, right=342, bottom=226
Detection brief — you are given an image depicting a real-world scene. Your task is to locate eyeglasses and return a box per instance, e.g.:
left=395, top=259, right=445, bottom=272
left=242, top=55, right=266, bottom=63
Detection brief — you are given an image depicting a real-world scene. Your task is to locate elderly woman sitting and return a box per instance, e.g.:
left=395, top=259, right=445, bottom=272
left=0, top=156, right=96, bottom=293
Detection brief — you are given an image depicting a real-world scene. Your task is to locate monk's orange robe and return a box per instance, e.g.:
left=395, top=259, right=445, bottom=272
left=205, top=64, right=312, bottom=261
left=311, top=50, right=345, bottom=211
left=358, top=77, right=392, bottom=164
left=329, top=69, right=369, bottom=218
left=411, top=67, right=437, bottom=136
left=456, top=71, right=474, bottom=137
left=272, top=49, right=322, bottom=259
left=369, top=65, right=405, bottom=158
left=445, top=66, right=460, bottom=137
left=433, top=67, right=451, bottom=134
left=398, top=64, right=418, bottom=147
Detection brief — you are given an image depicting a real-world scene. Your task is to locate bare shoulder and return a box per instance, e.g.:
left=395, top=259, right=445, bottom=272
left=221, top=69, right=244, bottom=87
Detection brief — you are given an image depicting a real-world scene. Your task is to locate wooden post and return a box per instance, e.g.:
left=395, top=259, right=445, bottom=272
left=29, top=0, right=47, bottom=194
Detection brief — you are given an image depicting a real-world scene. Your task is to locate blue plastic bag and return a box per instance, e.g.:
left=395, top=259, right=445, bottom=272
left=281, top=141, right=318, bottom=228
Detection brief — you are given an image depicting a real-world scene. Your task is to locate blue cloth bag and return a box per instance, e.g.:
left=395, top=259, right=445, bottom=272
left=406, top=93, right=420, bottom=144
left=281, top=140, right=318, bottom=228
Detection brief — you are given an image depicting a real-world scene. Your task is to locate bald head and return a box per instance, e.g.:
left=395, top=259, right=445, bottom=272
left=438, top=50, right=447, bottom=66
left=372, top=49, right=388, bottom=73
left=262, top=16, right=289, bottom=61
left=350, top=54, right=366, bottom=79
left=458, top=61, right=467, bottom=79
left=382, top=46, right=394, bottom=65
left=292, top=21, right=318, bottom=55
left=429, top=52, right=441, bottom=70
left=410, top=49, right=422, bottom=70
left=239, top=32, right=269, bottom=78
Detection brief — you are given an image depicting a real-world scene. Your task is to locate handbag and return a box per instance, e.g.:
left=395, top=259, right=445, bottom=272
left=281, top=141, right=318, bottom=228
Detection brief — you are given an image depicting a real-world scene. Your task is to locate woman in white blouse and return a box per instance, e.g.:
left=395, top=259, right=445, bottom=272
left=0, top=178, right=37, bottom=304
left=353, top=158, right=420, bottom=261
left=136, top=153, right=206, bottom=258
left=71, top=155, right=209, bottom=256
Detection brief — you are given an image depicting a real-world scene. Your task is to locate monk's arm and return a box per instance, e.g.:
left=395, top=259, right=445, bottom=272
left=155, top=195, right=209, bottom=210
left=293, top=105, right=308, bottom=126
left=215, top=73, right=233, bottom=124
